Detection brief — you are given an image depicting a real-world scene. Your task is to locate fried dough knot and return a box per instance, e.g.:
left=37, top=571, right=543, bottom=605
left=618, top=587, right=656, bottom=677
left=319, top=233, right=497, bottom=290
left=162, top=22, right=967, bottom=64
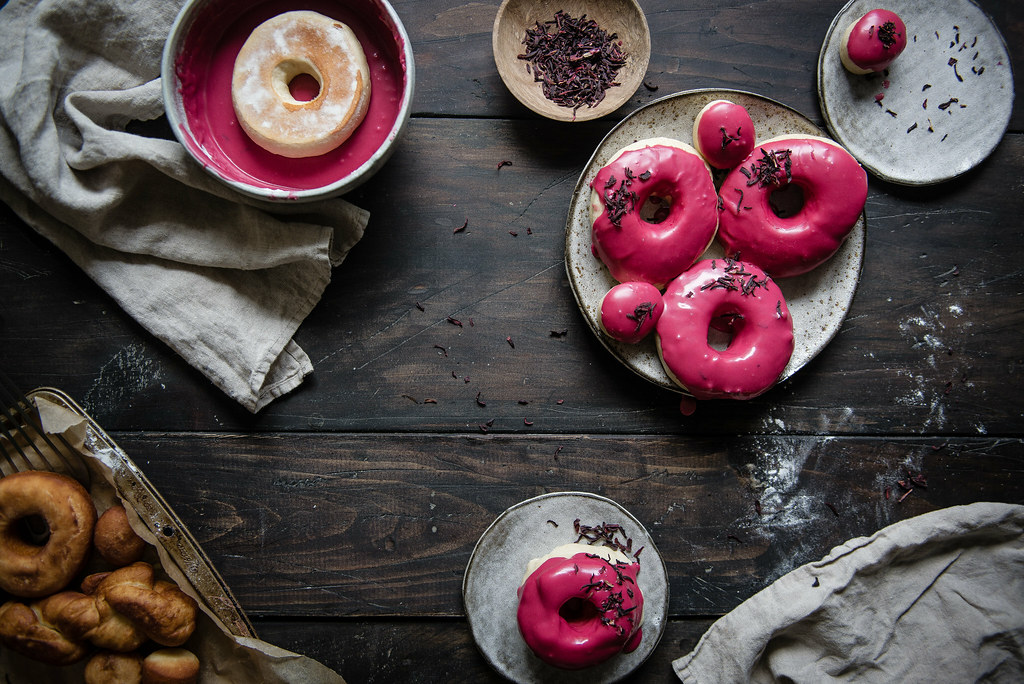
left=0, top=561, right=198, bottom=663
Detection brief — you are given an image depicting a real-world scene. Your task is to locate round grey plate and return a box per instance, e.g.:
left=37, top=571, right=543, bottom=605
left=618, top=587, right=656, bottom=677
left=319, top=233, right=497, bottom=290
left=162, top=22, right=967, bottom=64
left=565, top=89, right=865, bottom=395
left=463, top=492, right=668, bottom=683
left=817, top=0, right=1013, bottom=185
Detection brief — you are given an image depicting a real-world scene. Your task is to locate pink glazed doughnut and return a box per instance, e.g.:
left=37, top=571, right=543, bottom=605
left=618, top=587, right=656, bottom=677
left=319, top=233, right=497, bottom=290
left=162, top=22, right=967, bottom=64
left=589, top=138, right=718, bottom=288
left=656, top=259, right=794, bottom=400
left=517, top=543, right=643, bottom=670
left=717, top=135, right=866, bottom=279
left=840, top=9, right=907, bottom=74
left=600, top=282, right=664, bottom=345
left=692, top=100, right=756, bottom=169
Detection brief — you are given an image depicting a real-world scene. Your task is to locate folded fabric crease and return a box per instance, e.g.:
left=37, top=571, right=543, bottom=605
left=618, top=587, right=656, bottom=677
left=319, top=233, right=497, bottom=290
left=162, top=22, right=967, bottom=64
left=674, top=502, right=1024, bottom=683
left=0, top=0, right=369, bottom=412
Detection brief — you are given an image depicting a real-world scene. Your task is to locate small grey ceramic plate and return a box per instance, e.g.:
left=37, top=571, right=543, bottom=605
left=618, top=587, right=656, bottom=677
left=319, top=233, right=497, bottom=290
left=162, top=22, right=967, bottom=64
left=463, top=492, right=668, bottom=683
left=817, top=0, right=1013, bottom=185
left=565, top=89, right=865, bottom=395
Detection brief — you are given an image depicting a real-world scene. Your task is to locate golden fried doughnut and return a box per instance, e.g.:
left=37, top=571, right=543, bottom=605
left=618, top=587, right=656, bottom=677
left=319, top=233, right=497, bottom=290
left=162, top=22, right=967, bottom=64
left=97, top=562, right=198, bottom=647
left=53, top=584, right=147, bottom=652
left=0, top=592, right=90, bottom=665
left=94, top=504, right=147, bottom=567
left=0, top=470, right=97, bottom=597
left=143, top=648, right=201, bottom=684
left=85, top=650, right=144, bottom=684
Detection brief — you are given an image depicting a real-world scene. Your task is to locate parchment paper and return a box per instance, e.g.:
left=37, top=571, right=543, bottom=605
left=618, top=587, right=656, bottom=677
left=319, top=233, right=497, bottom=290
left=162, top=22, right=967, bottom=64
left=0, top=393, right=347, bottom=683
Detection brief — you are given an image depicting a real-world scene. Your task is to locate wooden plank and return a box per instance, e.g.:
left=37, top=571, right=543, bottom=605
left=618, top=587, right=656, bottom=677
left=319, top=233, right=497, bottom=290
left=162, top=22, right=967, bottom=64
left=251, top=616, right=716, bottom=683
left=402, top=0, right=1021, bottom=129
left=109, top=433, right=1023, bottom=618
left=2, top=126, right=1021, bottom=435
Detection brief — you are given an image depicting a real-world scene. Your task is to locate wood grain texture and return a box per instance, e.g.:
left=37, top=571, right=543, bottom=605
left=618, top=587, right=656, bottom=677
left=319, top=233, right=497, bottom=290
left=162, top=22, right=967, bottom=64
left=108, top=433, right=1023, bottom=618
left=0, top=1, right=1020, bottom=681
left=2, top=128, right=1021, bottom=435
left=406, top=0, right=1021, bottom=129
left=251, top=616, right=716, bottom=683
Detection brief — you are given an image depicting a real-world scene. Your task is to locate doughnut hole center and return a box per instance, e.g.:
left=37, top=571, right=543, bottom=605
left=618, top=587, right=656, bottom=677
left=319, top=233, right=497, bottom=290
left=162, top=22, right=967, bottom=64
left=15, top=514, right=51, bottom=546
left=288, top=73, right=321, bottom=101
left=768, top=183, right=805, bottom=219
left=639, top=194, right=672, bottom=224
left=272, top=59, right=323, bottom=104
left=559, top=597, right=600, bottom=626
left=709, top=312, right=746, bottom=351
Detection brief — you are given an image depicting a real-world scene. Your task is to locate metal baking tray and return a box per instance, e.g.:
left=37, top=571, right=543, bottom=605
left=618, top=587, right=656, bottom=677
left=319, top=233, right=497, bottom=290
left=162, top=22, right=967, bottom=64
left=23, top=387, right=256, bottom=639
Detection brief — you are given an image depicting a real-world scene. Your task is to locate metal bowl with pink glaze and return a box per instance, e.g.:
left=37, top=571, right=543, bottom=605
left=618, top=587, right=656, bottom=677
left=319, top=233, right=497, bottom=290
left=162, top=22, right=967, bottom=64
left=162, top=0, right=415, bottom=202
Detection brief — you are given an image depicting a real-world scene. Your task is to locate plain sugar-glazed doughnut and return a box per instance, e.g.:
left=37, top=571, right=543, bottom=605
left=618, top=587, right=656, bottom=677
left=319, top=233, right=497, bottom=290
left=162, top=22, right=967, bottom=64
left=656, top=259, right=794, bottom=401
left=0, top=470, right=97, bottom=598
left=589, top=138, right=718, bottom=288
left=717, top=135, right=866, bottom=279
left=232, top=11, right=371, bottom=158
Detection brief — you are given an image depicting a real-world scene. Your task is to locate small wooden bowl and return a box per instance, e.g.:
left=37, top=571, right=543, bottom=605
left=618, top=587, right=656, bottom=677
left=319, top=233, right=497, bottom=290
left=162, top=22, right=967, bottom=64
left=492, top=0, right=651, bottom=122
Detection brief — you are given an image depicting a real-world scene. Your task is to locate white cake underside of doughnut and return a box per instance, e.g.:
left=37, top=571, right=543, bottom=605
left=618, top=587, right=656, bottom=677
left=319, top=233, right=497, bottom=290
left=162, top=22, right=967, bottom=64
left=520, top=542, right=634, bottom=586
left=838, top=22, right=874, bottom=75
left=232, top=11, right=371, bottom=158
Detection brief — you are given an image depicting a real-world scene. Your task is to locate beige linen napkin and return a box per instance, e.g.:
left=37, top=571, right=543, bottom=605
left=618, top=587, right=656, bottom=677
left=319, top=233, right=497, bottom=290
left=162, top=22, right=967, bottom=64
left=674, top=502, right=1024, bottom=683
left=0, top=0, right=369, bottom=412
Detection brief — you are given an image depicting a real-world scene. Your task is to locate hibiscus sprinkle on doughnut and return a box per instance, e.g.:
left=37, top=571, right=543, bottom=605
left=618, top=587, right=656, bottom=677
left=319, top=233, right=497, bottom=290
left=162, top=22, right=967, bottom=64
left=590, top=137, right=718, bottom=288
left=517, top=520, right=643, bottom=669
left=717, top=135, right=866, bottom=278
left=692, top=99, right=756, bottom=169
left=600, top=282, right=664, bottom=344
left=840, top=9, right=908, bottom=74
left=656, top=258, right=794, bottom=401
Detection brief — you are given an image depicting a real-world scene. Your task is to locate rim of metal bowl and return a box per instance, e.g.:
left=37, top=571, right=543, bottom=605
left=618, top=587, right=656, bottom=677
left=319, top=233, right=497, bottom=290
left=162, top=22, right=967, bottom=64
left=161, top=0, right=416, bottom=202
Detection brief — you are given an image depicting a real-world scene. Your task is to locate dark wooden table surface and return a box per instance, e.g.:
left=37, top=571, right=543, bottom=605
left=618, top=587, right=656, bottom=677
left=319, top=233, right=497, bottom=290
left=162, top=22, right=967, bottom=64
left=1, top=0, right=1021, bottom=681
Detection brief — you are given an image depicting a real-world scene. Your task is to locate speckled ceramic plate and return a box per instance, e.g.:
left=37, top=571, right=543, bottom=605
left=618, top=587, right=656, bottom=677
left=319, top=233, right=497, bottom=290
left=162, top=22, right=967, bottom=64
left=565, top=89, right=865, bottom=395
left=817, top=0, right=1013, bottom=185
left=463, top=492, right=668, bottom=683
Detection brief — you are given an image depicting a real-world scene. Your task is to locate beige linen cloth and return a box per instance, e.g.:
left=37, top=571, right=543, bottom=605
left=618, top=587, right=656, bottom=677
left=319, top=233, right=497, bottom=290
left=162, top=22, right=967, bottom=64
left=0, top=0, right=369, bottom=412
left=674, top=502, right=1024, bottom=683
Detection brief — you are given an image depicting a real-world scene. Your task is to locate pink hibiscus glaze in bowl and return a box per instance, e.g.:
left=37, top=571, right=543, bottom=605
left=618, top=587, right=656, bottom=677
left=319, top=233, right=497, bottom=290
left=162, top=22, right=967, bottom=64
left=162, top=0, right=414, bottom=202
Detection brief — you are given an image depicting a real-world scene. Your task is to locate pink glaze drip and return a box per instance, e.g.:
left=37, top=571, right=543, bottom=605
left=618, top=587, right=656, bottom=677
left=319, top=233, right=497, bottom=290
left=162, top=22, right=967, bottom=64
left=656, top=259, right=794, bottom=401
left=600, top=282, right=664, bottom=345
left=717, top=137, right=866, bottom=279
left=517, top=552, right=643, bottom=670
left=174, top=0, right=407, bottom=192
left=844, top=9, right=907, bottom=72
left=693, top=100, right=756, bottom=169
left=590, top=143, right=718, bottom=288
